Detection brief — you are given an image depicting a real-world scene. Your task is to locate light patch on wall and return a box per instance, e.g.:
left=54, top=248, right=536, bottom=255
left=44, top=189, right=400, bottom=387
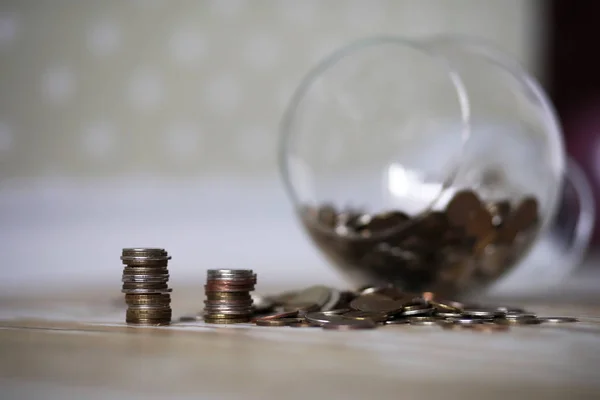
left=208, top=0, right=247, bottom=18
left=164, top=121, right=203, bottom=161
left=81, top=121, right=116, bottom=159
left=169, top=27, right=207, bottom=67
left=127, top=67, right=164, bottom=112
left=0, top=121, right=13, bottom=152
left=41, top=65, right=76, bottom=104
left=242, top=33, right=282, bottom=71
left=86, top=19, right=121, bottom=57
left=277, top=0, right=318, bottom=26
left=203, top=73, right=241, bottom=115
left=345, top=0, right=386, bottom=29
left=236, top=126, right=274, bottom=164
left=0, top=11, right=18, bottom=46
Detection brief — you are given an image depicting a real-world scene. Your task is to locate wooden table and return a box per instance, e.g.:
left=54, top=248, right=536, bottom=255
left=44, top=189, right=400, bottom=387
left=1, top=283, right=600, bottom=400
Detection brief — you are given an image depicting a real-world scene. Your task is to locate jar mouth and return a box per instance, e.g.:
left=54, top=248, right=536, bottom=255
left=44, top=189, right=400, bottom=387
left=279, top=36, right=472, bottom=235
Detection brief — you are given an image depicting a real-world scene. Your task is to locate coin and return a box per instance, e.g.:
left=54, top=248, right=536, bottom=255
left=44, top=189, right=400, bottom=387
left=465, top=207, right=494, bottom=239
left=511, top=197, right=539, bottom=231
left=446, top=190, right=482, bottom=227
left=284, top=285, right=332, bottom=311
left=537, top=317, right=579, bottom=324
left=321, top=288, right=342, bottom=311
left=349, top=294, right=404, bottom=313
left=305, top=310, right=350, bottom=325
left=288, top=321, right=320, bottom=328
left=252, top=311, right=298, bottom=322
left=385, top=318, right=410, bottom=325
left=462, top=307, right=504, bottom=318
left=251, top=293, right=275, bottom=314
left=342, top=310, right=388, bottom=323
left=407, top=317, right=437, bottom=326
left=255, top=318, right=303, bottom=327
left=125, top=294, right=171, bottom=306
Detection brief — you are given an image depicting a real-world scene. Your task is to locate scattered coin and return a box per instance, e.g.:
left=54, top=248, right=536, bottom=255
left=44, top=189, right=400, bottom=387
left=538, top=317, right=579, bottom=324
left=342, top=310, right=388, bottom=323
left=255, top=318, right=304, bottom=327
left=305, top=310, right=350, bottom=326
left=350, top=294, right=404, bottom=313
left=252, top=311, right=299, bottom=322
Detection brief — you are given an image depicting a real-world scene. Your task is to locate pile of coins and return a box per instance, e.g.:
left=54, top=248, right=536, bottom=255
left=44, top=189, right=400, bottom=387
left=121, top=248, right=172, bottom=326
left=301, top=190, right=540, bottom=295
left=203, top=269, right=256, bottom=324
left=250, top=285, right=578, bottom=331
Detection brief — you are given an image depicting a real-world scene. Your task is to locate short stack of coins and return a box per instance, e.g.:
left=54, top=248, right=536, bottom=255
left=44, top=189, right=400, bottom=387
left=203, top=269, right=256, bottom=324
left=121, top=248, right=172, bottom=326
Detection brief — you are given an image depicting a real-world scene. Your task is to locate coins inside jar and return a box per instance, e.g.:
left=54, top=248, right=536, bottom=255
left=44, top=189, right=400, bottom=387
left=300, top=190, right=540, bottom=295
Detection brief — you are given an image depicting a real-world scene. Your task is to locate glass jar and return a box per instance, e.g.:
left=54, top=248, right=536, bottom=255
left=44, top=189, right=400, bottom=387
left=279, top=36, right=569, bottom=297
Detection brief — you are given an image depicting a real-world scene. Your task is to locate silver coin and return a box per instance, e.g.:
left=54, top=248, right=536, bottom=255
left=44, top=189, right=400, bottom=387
left=496, top=306, right=527, bottom=314
left=121, top=288, right=172, bottom=294
left=305, top=309, right=350, bottom=325
left=321, top=288, right=342, bottom=311
left=435, top=312, right=462, bottom=318
left=126, top=304, right=171, bottom=311
left=285, top=285, right=332, bottom=310
left=408, top=319, right=437, bottom=326
left=121, top=255, right=171, bottom=262
left=462, top=308, right=503, bottom=318
left=251, top=293, right=275, bottom=313
left=207, top=269, right=254, bottom=277
left=453, top=318, right=483, bottom=325
left=538, top=317, right=579, bottom=324
left=505, top=312, right=537, bottom=319
left=385, top=319, right=410, bottom=325
left=122, top=248, right=167, bottom=255
left=401, top=307, right=435, bottom=317
left=121, top=275, right=170, bottom=283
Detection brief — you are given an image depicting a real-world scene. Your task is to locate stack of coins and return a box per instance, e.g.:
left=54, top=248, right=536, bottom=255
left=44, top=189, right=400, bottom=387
left=121, top=248, right=172, bottom=326
left=203, top=269, right=256, bottom=324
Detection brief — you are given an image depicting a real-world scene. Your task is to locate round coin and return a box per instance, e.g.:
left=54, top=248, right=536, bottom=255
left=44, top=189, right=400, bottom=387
left=385, top=318, right=410, bottom=325
left=537, top=317, right=579, bottom=324
left=342, top=310, right=388, bottom=323
left=446, top=190, right=482, bottom=227
left=121, top=288, right=172, bottom=294
left=511, top=197, right=539, bottom=231
left=255, top=318, right=303, bottom=327
left=252, top=311, right=298, bottom=322
left=465, top=207, right=494, bottom=239
left=288, top=321, right=320, bottom=328
left=283, top=285, right=332, bottom=311
left=305, top=310, right=350, bottom=325
left=350, top=294, right=404, bottom=313
left=462, top=308, right=504, bottom=318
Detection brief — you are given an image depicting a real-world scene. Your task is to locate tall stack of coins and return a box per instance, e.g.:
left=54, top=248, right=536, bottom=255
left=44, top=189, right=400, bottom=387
left=121, top=248, right=172, bottom=325
left=203, top=269, right=256, bottom=324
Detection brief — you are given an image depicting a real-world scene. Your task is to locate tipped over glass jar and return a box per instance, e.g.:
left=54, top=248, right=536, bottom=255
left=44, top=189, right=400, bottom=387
left=279, top=35, right=594, bottom=298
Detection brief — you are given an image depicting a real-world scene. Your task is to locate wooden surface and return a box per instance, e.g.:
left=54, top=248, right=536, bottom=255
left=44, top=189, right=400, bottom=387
left=1, top=284, right=600, bottom=400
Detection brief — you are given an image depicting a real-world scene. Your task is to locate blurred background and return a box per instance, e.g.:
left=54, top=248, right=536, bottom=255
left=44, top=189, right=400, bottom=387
left=0, top=0, right=598, bottom=296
